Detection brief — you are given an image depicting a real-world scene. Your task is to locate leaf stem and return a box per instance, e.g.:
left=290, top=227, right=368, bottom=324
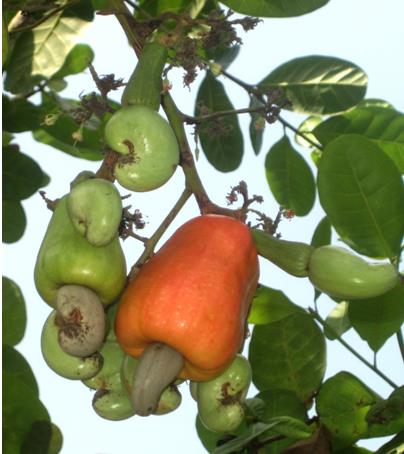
left=308, top=307, right=399, bottom=389
left=396, top=329, right=404, bottom=363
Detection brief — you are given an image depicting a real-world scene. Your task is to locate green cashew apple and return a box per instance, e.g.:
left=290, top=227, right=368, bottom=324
left=41, top=311, right=103, bottom=380
left=82, top=340, right=126, bottom=391
left=104, top=105, right=180, bottom=192
left=67, top=178, right=123, bottom=247
left=194, top=354, right=251, bottom=434
left=121, top=41, right=168, bottom=111
left=121, top=354, right=182, bottom=416
left=308, top=245, right=399, bottom=300
left=69, top=170, right=96, bottom=189
left=34, top=195, right=127, bottom=308
left=92, top=387, right=135, bottom=421
left=56, top=285, right=106, bottom=357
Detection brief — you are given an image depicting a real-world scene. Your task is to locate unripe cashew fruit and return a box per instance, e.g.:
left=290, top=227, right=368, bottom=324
left=83, top=340, right=126, bottom=391
left=194, top=355, right=252, bottom=434
left=104, top=105, right=180, bottom=192
left=67, top=178, right=123, bottom=247
left=121, top=354, right=182, bottom=416
left=56, top=285, right=106, bottom=357
left=92, top=388, right=135, bottom=421
left=69, top=170, right=96, bottom=190
left=308, top=245, right=399, bottom=300
left=41, top=311, right=103, bottom=380
left=34, top=195, right=127, bottom=308
left=251, top=228, right=314, bottom=277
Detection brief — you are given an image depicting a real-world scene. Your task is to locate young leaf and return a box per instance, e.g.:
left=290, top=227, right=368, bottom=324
left=195, top=73, right=243, bottom=172
left=265, top=136, right=316, bottom=216
left=219, top=0, right=329, bottom=17
left=317, top=134, right=404, bottom=259
left=2, top=199, right=26, bottom=243
left=51, top=43, right=95, bottom=79
left=2, top=277, right=27, bottom=346
left=249, top=312, right=326, bottom=402
left=316, top=372, right=380, bottom=448
left=313, top=107, right=404, bottom=173
left=324, top=301, right=351, bottom=340
left=249, top=97, right=265, bottom=155
left=348, top=283, right=404, bottom=352
left=259, top=56, right=367, bottom=114
left=295, top=115, right=322, bottom=149
left=4, top=13, right=90, bottom=94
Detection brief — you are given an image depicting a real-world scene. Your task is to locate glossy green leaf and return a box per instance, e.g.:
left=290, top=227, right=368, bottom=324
left=2, top=199, right=26, bottom=243
left=348, top=283, right=404, bottom=352
left=219, top=0, right=329, bottom=17
left=365, top=387, right=404, bottom=438
left=316, top=372, right=380, bottom=448
left=295, top=115, right=322, bottom=149
left=313, top=107, right=404, bottom=173
left=317, top=134, right=404, bottom=259
left=2, top=345, right=39, bottom=396
left=4, top=13, right=90, bottom=94
left=249, top=312, right=326, bottom=402
left=33, top=93, right=104, bottom=161
left=249, top=97, right=265, bottom=155
left=265, top=136, right=316, bottom=215
left=255, top=389, right=307, bottom=454
left=357, top=98, right=395, bottom=109
left=2, top=372, right=51, bottom=454
left=324, top=301, right=351, bottom=340
left=248, top=286, right=304, bottom=325
left=3, top=148, right=46, bottom=200
left=2, top=277, right=26, bottom=346
left=259, top=56, right=367, bottom=114
left=2, top=96, right=45, bottom=133
left=195, top=73, right=243, bottom=172
left=52, top=43, right=94, bottom=79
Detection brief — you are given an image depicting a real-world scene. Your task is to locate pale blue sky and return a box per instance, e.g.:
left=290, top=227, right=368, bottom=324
left=4, top=1, right=404, bottom=453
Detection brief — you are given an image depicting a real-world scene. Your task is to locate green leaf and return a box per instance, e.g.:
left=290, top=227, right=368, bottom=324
left=21, top=421, right=63, bottom=454
left=311, top=216, right=332, bottom=248
left=2, top=96, right=45, bottom=132
left=2, top=345, right=39, bottom=396
left=137, top=0, right=192, bottom=15
left=313, top=107, right=404, bottom=173
left=2, top=277, right=26, bottom=346
left=195, top=73, right=243, bottom=172
left=249, top=312, right=326, bottom=402
left=248, top=286, right=304, bottom=325
left=2, top=199, right=26, bottom=243
left=249, top=97, right=265, bottom=155
left=32, top=93, right=104, bottom=161
left=219, top=0, right=329, bottom=17
left=317, top=134, right=404, bottom=259
left=207, top=44, right=240, bottom=70
left=259, top=56, right=367, bottom=114
left=324, top=301, right=351, bottom=340
left=2, top=372, right=51, bottom=454
left=265, top=136, right=316, bottom=216
left=3, top=148, right=46, bottom=200
left=52, top=43, right=95, bottom=79
left=255, top=389, right=307, bottom=454
left=357, top=98, right=395, bottom=110
left=365, top=387, right=404, bottom=438
left=195, top=415, right=228, bottom=453
left=295, top=115, right=322, bottom=149
left=348, top=283, right=404, bottom=352
left=4, top=13, right=90, bottom=94
left=315, top=372, right=380, bottom=448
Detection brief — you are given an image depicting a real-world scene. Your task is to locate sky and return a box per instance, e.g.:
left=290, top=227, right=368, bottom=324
left=4, top=1, right=404, bottom=453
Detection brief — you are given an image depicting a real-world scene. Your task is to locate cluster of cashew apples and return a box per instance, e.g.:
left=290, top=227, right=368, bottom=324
left=34, top=38, right=401, bottom=435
